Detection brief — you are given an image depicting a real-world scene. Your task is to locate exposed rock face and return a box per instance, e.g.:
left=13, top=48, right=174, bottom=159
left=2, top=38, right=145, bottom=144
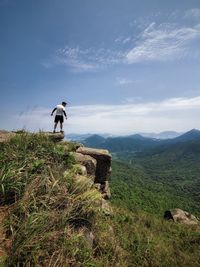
left=76, top=147, right=112, bottom=183
left=72, top=152, right=97, bottom=179
left=164, top=209, right=198, bottom=225
left=74, top=164, right=87, bottom=176
left=75, top=147, right=112, bottom=199
left=43, top=132, right=64, bottom=142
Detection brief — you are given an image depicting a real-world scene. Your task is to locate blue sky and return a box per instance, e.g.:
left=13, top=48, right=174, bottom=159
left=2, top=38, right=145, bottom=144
left=1, top=0, right=200, bottom=134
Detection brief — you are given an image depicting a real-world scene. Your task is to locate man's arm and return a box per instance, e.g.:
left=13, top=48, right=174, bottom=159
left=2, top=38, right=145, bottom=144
left=63, top=110, right=67, bottom=119
left=51, top=108, right=57, bottom=116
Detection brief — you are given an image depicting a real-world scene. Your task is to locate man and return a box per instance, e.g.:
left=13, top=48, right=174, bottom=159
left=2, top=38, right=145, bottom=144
left=51, top=102, right=67, bottom=133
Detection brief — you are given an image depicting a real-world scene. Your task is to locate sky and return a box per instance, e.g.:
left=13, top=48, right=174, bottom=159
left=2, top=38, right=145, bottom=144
left=1, top=0, right=200, bottom=135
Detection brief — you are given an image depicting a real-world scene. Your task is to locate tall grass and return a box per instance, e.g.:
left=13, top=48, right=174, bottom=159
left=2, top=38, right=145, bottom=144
left=0, top=133, right=126, bottom=266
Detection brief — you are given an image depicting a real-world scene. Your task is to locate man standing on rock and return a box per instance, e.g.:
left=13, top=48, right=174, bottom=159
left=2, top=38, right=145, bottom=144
left=51, top=102, right=67, bottom=133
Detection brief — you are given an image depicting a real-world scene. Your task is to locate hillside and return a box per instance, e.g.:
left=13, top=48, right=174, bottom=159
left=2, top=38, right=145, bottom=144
left=111, top=138, right=200, bottom=216
left=83, top=134, right=161, bottom=152
left=0, top=132, right=200, bottom=266
left=169, top=129, right=200, bottom=143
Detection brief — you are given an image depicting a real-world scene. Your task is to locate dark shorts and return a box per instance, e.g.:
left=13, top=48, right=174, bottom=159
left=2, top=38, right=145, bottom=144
left=54, top=115, right=64, bottom=123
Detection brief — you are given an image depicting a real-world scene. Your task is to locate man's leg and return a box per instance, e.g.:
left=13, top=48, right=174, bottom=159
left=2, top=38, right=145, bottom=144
left=60, top=122, right=63, bottom=132
left=53, top=122, right=58, bottom=133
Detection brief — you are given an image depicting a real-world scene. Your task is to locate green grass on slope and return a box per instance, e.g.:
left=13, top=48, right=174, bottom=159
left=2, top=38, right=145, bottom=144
left=0, top=134, right=127, bottom=267
left=111, top=161, right=200, bottom=216
left=110, top=160, right=200, bottom=267
left=111, top=206, right=200, bottom=267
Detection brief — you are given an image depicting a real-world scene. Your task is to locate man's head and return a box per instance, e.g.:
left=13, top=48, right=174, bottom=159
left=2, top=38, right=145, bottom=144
left=62, top=101, right=67, bottom=107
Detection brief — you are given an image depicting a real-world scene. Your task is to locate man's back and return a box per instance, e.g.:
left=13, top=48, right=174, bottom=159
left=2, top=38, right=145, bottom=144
left=56, top=104, right=65, bottom=116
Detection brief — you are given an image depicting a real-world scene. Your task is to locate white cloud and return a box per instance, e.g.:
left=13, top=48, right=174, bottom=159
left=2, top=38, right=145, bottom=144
left=5, top=96, right=200, bottom=134
left=117, top=77, right=142, bottom=86
left=42, top=9, right=200, bottom=71
left=43, top=46, right=124, bottom=72
left=122, top=37, right=131, bottom=44
left=126, top=22, right=200, bottom=63
left=117, top=78, right=133, bottom=85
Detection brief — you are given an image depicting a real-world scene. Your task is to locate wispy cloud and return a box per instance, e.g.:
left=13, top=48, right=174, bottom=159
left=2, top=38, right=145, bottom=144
left=42, top=9, right=200, bottom=71
left=184, top=8, right=200, bottom=21
left=117, top=78, right=134, bottom=85
left=116, top=77, right=142, bottom=86
left=7, top=96, right=200, bottom=134
left=126, top=22, right=200, bottom=63
left=43, top=46, right=124, bottom=72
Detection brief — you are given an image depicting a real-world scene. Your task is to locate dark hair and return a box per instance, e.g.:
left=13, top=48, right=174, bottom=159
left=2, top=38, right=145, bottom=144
left=62, top=101, right=67, bottom=105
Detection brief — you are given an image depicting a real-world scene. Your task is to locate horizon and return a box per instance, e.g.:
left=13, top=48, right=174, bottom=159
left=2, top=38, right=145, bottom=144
left=1, top=0, right=200, bottom=134
left=66, top=128, right=200, bottom=138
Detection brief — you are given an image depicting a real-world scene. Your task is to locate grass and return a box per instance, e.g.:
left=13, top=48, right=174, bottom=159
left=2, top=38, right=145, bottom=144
left=110, top=206, right=200, bottom=267
left=0, top=133, right=200, bottom=266
left=0, top=133, right=126, bottom=266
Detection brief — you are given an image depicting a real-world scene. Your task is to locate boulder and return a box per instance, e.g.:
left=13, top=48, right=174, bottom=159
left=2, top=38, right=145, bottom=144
left=72, top=152, right=97, bottom=178
left=76, top=147, right=112, bottom=184
left=43, top=132, right=64, bottom=142
left=74, top=164, right=87, bottom=176
left=164, top=209, right=198, bottom=225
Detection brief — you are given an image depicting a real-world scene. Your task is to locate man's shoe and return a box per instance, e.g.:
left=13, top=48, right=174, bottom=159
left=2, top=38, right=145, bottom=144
left=53, top=130, right=56, bottom=133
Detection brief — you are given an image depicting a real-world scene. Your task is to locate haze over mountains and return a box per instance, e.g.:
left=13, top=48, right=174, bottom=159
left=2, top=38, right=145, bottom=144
left=79, top=129, right=200, bottom=153
left=67, top=131, right=182, bottom=142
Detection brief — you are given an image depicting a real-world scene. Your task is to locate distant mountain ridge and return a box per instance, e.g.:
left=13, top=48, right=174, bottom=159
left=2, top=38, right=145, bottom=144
left=168, top=129, right=200, bottom=143
left=140, top=131, right=182, bottom=139
left=66, top=131, right=182, bottom=141
left=82, top=129, right=200, bottom=152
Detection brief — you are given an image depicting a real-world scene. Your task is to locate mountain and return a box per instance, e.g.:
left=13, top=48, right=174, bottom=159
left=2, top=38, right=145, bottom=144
left=66, top=133, right=93, bottom=141
left=82, top=129, right=200, bottom=153
left=82, top=134, right=106, bottom=147
left=66, top=133, right=114, bottom=141
left=83, top=134, right=161, bottom=152
left=113, top=137, right=200, bottom=215
left=169, top=128, right=200, bottom=143
left=140, top=131, right=182, bottom=139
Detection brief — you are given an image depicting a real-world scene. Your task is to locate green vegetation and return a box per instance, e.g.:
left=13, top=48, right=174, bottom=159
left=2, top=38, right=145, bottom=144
left=83, top=134, right=160, bottom=152
left=0, top=133, right=200, bottom=266
left=111, top=161, right=200, bottom=216
left=0, top=134, right=125, bottom=266
left=111, top=139, right=200, bottom=216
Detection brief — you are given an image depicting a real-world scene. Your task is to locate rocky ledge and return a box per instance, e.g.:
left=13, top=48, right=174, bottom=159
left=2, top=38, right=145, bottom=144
left=0, top=130, right=65, bottom=143
left=0, top=130, right=112, bottom=205
left=72, top=146, right=112, bottom=200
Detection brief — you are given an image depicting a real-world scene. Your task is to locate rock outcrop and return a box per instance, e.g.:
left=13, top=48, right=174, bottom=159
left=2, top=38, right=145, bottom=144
left=75, top=146, right=112, bottom=200
left=43, top=132, right=65, bottom=142
left=72, top=152, right=97, bottom=179
left=164, top=208, right=199, bottom=225
left=0, top=130, right=112, bottom=202
left=0, top=131, right=65, bottom=143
